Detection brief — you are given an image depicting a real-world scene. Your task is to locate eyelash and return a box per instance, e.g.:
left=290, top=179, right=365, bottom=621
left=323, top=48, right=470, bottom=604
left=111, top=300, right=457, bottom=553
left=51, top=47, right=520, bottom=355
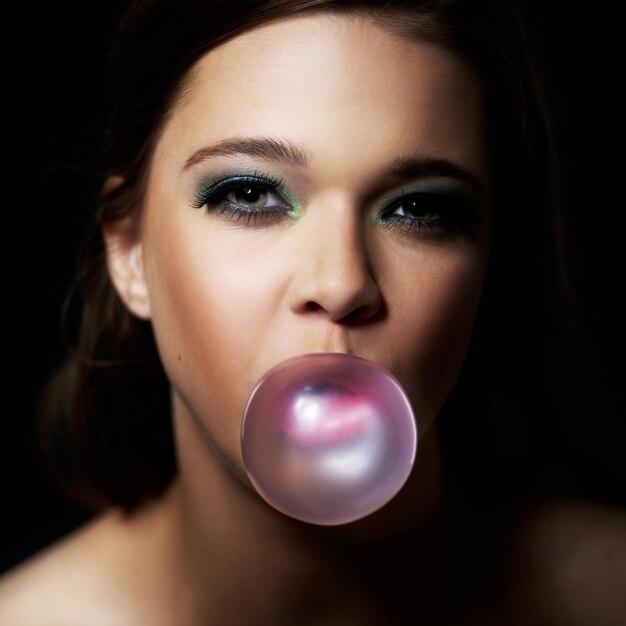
left=191, top=172, right=480, bottom=236
left=191, top=171, right=292, bottom=226
left=378, top=190, right=480, bottom=237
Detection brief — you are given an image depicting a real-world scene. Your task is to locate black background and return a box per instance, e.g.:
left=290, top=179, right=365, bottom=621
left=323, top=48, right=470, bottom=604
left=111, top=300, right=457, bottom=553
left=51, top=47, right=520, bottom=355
left=2, top=3, right=624, bottom=572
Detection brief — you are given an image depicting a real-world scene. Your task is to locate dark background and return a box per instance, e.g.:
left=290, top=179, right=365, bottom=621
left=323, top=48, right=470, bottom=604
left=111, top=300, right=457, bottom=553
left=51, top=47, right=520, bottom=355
left=3, top=3, right=624, bottom=573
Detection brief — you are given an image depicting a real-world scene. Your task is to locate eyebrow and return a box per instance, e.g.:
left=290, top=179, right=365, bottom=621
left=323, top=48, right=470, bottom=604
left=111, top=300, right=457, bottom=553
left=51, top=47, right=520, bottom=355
left=389, top=154, right=487, bottom=199
left=182, top=136, right=309, bottom=171
left=182, top=135, right=487, bottom=197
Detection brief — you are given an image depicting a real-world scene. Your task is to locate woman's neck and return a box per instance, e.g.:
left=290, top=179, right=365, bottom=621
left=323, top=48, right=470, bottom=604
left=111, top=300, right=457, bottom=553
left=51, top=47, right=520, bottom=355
left=168, top=389, right=447, bottom=626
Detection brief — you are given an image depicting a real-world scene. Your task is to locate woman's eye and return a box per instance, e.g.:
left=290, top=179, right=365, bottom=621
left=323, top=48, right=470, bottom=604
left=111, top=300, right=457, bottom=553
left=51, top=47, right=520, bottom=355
left=191, top=175, right=297, bottom=226
left=379, top=191, right=480, bottom=236
left=224, top=184, right=282, bottom=210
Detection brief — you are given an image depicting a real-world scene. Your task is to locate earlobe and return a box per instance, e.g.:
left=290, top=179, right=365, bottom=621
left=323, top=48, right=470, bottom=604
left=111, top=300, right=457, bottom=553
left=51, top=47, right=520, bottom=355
left=102, top=215, right=152, bottom=321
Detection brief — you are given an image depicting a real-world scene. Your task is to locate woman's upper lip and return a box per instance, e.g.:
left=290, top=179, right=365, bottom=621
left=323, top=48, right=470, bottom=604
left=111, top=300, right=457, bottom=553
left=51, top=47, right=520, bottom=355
left=287, top=385, right=373, bottom=445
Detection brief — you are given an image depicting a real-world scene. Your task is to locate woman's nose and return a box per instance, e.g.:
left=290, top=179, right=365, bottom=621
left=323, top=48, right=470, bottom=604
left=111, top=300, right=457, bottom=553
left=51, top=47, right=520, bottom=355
left=288, top=208, right=382, bottom=323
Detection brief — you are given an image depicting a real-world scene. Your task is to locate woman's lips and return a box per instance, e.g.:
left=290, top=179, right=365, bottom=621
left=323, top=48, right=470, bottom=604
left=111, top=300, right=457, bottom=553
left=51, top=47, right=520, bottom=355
left=285, top=385, right=373, bottom=446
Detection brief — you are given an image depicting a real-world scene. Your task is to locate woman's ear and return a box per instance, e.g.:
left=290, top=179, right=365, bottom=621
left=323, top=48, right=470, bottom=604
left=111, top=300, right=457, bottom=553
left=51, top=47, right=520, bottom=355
left=101, top=176, right=152, bottom=320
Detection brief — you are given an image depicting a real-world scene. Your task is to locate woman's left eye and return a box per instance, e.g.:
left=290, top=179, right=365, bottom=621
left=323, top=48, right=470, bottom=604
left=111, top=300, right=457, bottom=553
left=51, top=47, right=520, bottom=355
left=378, top=191, right=480, bottom=236
left=191, top=174, right=296, bottom=225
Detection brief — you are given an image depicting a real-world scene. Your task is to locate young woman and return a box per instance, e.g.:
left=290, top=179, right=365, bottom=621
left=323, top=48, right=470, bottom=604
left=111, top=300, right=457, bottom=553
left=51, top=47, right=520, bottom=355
left=2, top=1, right=624, bottom=624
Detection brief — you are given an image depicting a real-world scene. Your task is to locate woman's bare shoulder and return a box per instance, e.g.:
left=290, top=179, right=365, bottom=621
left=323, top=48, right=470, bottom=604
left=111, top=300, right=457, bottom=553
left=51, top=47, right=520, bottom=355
left=0, top=492, right=182, bottom=625
left=508, top=497, right=626, bottom=626
left=0, top=511, right=132, bottom=624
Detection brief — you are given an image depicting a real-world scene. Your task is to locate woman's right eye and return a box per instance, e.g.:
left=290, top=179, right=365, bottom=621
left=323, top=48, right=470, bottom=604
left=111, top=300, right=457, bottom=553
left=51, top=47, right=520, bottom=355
left=221, top=184, right=283, bottom=210
left=191, top=174, right=298, bottom=226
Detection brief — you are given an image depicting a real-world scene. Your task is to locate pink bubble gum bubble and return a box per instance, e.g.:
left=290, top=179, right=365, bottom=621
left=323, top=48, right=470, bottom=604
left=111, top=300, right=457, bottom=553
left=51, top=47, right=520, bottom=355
left=241, top=353, right=418, bottom=526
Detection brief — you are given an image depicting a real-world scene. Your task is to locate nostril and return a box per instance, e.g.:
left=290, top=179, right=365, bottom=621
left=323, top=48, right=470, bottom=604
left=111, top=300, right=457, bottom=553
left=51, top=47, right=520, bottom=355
left=305, top=301, right=322, bottom=312
left=347, top=304, right=375, bottom=323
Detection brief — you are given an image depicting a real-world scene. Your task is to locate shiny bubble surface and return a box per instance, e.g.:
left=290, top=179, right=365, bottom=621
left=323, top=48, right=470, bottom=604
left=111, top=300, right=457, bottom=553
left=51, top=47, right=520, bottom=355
left=241, top=353, right=417, bottom=525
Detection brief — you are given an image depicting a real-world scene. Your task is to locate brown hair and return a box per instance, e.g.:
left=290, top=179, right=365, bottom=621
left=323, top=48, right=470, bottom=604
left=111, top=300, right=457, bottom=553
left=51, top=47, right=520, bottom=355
left=39, top=0, right=593, bottom=512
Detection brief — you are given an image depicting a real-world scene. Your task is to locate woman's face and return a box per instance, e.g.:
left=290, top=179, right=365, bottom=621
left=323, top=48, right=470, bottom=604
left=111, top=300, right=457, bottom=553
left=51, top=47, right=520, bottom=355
left=127, top=13, right=492, bottom=478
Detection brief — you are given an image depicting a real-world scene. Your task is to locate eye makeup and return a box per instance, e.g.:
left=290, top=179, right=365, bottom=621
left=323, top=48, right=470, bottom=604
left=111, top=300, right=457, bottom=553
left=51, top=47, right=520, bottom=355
left=190, top=168, right=301, bottom=226
left=190, top=167, right=484, bottom=238
left=375, top=181, right=484, bottom=238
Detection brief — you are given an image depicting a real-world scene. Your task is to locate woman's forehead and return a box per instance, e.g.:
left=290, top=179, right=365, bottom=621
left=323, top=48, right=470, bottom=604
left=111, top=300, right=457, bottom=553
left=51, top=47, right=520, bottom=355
left=154, top=11, right=491, bottom=197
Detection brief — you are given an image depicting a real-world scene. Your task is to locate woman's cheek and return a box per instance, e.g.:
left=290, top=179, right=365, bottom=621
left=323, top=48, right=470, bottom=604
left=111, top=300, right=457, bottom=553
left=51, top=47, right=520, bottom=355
left=143, top=224, right=282, bottom=453
left=391, top=247, right=487, bottom=435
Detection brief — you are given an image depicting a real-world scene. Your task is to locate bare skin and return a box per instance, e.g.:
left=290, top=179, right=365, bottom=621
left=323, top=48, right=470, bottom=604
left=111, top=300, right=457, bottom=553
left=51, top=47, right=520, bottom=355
left=0, top=486, right=185, bottom=626
left=504, top=499, right=626, bottom=626
left=2, top=486, right=624, bottom=625
left=1, top=12, right=624, bottom=626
